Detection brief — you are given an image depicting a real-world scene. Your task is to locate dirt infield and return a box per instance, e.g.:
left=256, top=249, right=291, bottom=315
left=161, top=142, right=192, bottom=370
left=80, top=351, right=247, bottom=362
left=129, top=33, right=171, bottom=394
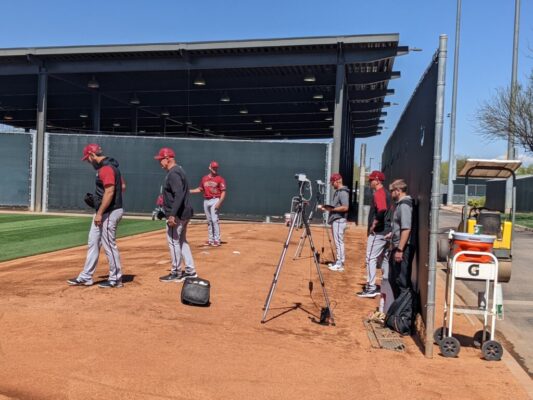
left=0, top=223, right=528, bottom=399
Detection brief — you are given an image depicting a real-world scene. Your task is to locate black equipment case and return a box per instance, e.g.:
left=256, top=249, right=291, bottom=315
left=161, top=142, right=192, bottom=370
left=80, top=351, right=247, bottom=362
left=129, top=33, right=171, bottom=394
left=181, top=277, right=211, bottom=306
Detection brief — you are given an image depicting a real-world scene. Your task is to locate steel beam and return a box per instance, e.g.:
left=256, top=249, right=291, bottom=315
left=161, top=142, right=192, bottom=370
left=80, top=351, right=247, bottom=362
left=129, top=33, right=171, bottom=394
left=331, top=58, right=346, bottom=178
left=34, top=68, right=47, bottom=212
left=92, top=91, right=101, bottom=132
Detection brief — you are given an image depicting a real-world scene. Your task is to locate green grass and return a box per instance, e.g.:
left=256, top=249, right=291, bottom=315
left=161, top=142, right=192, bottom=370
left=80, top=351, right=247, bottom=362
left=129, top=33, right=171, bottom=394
left=515, top=213, right=533, bottom=229
left=0, top=213, right=165, bottom=262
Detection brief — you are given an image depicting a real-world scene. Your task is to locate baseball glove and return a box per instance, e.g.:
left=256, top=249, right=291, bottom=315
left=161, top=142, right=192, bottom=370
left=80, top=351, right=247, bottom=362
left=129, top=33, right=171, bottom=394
left=156, top=210, right=166, bottom=220
left=84, top=193, right=95, bottom=209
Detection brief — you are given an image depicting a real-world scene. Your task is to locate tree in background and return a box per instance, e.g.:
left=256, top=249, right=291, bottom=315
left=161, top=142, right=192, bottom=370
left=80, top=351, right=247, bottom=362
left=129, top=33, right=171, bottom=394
left=476, top=72, right=533, bottom=155
left=441, top=156, right=469, bottom=184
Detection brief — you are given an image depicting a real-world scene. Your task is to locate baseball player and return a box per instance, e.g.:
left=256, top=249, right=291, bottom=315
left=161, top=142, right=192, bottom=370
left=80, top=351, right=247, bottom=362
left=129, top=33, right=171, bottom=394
left=357, top=170, right=392, bottom=299
left=321, top=173, right=349, bottom=272
left=67, top=143, right=124, bottom=288
left=190, top=161, right=226, bottom=247
left=154, top=147, right=198, bottom=282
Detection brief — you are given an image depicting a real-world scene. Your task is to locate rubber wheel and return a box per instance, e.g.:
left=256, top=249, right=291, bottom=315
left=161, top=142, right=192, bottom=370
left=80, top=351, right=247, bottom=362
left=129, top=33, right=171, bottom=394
left=482, top=340, right=503, bottom=361
left=440, top=336, right=461, bottom=358
left=437, top=236, right=450, bottom=262
left=433, top=327, right=448, bottom=345
left=473, top=330, right=490, bottom=349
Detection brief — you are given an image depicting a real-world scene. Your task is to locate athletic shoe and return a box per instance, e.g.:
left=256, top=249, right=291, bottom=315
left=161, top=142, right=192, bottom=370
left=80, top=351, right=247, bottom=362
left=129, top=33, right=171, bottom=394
left=328, top=264, right=345, bottom=272
left=204, top=241, right=213, bottom=246
left=98, top=280, right=124, bottom=288
left=67, top=277, right=93, bottom=286
left=159, top=272, right=180, bottom=282
left=356, top=288, right=380, bottom=298
left=212, top=241, right=221, bottom=247
left=177, top=271, right=198, bottom=282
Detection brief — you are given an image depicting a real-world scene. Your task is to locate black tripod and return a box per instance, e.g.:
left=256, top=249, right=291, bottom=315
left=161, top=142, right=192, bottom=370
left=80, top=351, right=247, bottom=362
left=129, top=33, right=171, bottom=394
left=261, top=193, right=335, bottom=325
left=293, top=182, right=336, bottom=262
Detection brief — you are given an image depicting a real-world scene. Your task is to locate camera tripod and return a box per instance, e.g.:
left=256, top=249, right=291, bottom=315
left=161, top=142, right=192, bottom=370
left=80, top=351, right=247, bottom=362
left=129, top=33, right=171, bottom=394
left=261, top=193, right=335, bottom=325
left=293, top=183, right=336, bottom=262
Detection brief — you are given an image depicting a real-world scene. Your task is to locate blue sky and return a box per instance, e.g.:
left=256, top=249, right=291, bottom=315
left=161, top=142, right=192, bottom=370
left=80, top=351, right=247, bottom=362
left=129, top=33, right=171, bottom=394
left=1, top=0, right=532, bottom=167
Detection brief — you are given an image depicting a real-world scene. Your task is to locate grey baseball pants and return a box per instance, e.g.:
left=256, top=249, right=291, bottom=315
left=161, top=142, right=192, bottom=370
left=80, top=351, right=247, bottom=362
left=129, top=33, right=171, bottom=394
left=204, top=198, right=221, bottom=243
left=78, top=208, right=123, bottom=283
left=166, top=218, right=196, bottom=274
left=331, top=218, right=347, bottom=264
left=365, top=233, right=389, bottom=291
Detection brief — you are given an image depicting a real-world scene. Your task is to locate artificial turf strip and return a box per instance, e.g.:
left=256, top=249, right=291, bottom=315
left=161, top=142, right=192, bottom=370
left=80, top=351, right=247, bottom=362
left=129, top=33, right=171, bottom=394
left=515, top=213, right=533, bottom=229
left=0, top=213, right=165, bottom=262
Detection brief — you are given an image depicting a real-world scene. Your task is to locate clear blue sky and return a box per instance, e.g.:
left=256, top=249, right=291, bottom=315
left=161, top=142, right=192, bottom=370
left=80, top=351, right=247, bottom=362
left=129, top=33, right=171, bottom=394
left=1, top=0, right=532, bottom=167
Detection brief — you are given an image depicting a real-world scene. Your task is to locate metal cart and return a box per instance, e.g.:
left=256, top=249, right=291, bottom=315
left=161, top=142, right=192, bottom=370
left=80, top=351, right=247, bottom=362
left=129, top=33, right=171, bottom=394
left=435, top=249, right=503, bottom=361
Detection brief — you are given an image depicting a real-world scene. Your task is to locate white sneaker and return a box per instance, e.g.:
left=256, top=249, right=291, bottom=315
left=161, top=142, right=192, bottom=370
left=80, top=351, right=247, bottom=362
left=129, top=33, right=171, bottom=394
left=328, top=263, right=345, bottom=272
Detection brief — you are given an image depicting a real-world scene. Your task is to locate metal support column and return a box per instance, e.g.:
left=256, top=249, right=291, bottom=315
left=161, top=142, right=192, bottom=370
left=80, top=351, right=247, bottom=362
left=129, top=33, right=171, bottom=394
left=160, top=116, right=167, bottom=136
left=505, top=0, right=521, bottom=214
left=426, top=35, right=448, bottom=359
left=357, top=143, right=367, bottom=225
left=331, top=53, right=346, bottom=180
left=131, top=106, right=138, bottom=134
left=34, top=68, right=48, bottom=213
left=92, top=91, right=101, bottom=132
left=447, top=0, right=462, bottom=205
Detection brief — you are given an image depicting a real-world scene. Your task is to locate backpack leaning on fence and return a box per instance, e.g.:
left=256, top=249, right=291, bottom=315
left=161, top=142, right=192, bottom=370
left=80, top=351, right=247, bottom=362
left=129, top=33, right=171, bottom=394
left=385, top=288, right=416, bottom=336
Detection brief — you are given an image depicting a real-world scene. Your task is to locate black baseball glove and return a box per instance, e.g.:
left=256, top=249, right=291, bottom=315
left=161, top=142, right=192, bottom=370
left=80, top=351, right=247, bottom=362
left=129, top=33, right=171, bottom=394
left=156, top=210, right=166, bottom=220
left=84, top=193, right=95, bottom=209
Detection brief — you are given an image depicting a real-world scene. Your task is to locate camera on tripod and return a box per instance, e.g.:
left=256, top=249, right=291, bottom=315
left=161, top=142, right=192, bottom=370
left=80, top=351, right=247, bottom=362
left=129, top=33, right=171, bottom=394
left=294, top=173, right=309, bottom=182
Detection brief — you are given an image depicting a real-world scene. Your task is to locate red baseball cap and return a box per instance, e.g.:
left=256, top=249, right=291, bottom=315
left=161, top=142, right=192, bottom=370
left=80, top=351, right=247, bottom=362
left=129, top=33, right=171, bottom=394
left=81, top=143, right=102, bottom=161
left=330, top=173, right=342, bottom=183
left=154, top=147, right=175, bottom=160
left=368, top=170, right=385, bottom=182
left=209, top=161, right=219, bottom=169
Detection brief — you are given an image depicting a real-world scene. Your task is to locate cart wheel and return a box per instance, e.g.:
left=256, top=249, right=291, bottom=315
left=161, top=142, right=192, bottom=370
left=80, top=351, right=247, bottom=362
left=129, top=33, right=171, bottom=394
left=482, top=340, right=503, bottom=361
left=437, top=236, right=450, bottom=262
left=433, top=327, right=448, bottom=345
left=440, top=336, right=461, bottom=358
left=473, top=330, right=490, bottom=349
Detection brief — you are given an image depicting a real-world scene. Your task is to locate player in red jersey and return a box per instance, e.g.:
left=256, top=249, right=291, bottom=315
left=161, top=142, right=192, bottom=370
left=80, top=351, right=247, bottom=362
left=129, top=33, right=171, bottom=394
left=190, top=161, right=226, bottom=246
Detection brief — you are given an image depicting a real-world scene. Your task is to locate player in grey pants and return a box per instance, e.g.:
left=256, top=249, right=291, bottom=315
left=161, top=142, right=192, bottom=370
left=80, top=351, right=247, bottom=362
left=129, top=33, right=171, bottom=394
left=154, top=147, right=197, bottom=282
left=67, top=143, right=124, bottom=288
left=321, top=173, right=350, bottom=272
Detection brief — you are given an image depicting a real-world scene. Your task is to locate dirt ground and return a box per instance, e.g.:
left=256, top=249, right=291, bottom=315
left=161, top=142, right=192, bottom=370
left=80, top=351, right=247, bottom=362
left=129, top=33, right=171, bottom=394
left=0, top=222, right=529, bottom=400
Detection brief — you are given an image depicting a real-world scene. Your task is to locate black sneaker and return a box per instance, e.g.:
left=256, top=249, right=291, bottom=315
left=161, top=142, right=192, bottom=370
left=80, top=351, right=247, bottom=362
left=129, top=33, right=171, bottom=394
left=356, top=288, right=380, bottom=298
left=177, top=271, right=198, bottom=282
left=67, top=277, right=93, bottom=286
left=159, top=272, right=180, bottom=282
left=98, top=280, right=123, bottom=288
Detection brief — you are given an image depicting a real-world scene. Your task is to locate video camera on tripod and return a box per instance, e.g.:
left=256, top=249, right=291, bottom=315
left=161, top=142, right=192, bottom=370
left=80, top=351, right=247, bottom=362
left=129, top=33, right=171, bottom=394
left=261, top=172, right=335, bottom=326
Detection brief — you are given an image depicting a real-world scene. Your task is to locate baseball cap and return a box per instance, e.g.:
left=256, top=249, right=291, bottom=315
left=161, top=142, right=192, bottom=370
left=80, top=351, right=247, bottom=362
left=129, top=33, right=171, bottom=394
left=368, top=170, right=385, bottom=182
left=81, top=143, right=102, bottom=161
left=330, top=173, right=342, bottom=183
left=154, top=147, right=175, bottom=160
left=209, top=161, right=219, bottom=169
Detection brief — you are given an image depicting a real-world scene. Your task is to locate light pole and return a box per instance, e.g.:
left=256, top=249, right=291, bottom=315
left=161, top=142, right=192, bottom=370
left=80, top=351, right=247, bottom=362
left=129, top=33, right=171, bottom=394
left=505, top=0, right=521, bottom=214
left=368, top=157, right=374, bottom=171
left=447, top=0, right=462, bottom=206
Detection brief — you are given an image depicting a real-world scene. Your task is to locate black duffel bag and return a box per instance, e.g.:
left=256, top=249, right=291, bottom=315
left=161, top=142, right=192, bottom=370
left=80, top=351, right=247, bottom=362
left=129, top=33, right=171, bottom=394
left=181, top=277, right=210, bottom=306
left=385, top=288, right=416, bottom=336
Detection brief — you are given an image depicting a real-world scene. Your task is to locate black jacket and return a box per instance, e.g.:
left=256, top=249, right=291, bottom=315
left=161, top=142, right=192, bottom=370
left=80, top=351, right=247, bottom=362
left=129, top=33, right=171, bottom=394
left=163, top=165, right=194, bottom=220
left=94, top=157, right=123, bottom=213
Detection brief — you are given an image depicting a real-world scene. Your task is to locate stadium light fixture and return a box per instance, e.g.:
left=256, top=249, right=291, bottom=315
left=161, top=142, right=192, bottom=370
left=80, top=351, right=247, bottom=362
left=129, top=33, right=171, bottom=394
left=87, top=76, right=99, bottom=89
left=193, top=73, right=206, bottom=86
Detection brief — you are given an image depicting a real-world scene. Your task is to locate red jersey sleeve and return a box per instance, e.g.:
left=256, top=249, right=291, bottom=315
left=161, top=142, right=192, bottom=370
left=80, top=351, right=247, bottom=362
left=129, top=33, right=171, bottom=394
left=199, top=176, right=207, bottom=191
left=219, top=177, right=226, bottom=191
left=373, top=188, right=388, bottom=212
left=98, top=166, right=115, bottom=187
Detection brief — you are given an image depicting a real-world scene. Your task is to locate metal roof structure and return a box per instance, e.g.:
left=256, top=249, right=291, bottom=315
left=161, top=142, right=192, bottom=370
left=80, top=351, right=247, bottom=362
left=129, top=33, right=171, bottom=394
left=458, top=159, right=522, bottom=179
left=0, top=34, right=406, bottom=139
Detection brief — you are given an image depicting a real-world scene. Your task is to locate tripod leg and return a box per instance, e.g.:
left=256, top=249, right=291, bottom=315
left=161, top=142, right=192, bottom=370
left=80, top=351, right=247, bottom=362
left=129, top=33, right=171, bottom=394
left=294, top=207, right=315, bottom=259
left=326, top=223, right=337, bottom=261
left=261, top=204, right=301, bottom=323
left=304, top=219, right=336, bottom=325
left=293, top=229, right=307, bottom=260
